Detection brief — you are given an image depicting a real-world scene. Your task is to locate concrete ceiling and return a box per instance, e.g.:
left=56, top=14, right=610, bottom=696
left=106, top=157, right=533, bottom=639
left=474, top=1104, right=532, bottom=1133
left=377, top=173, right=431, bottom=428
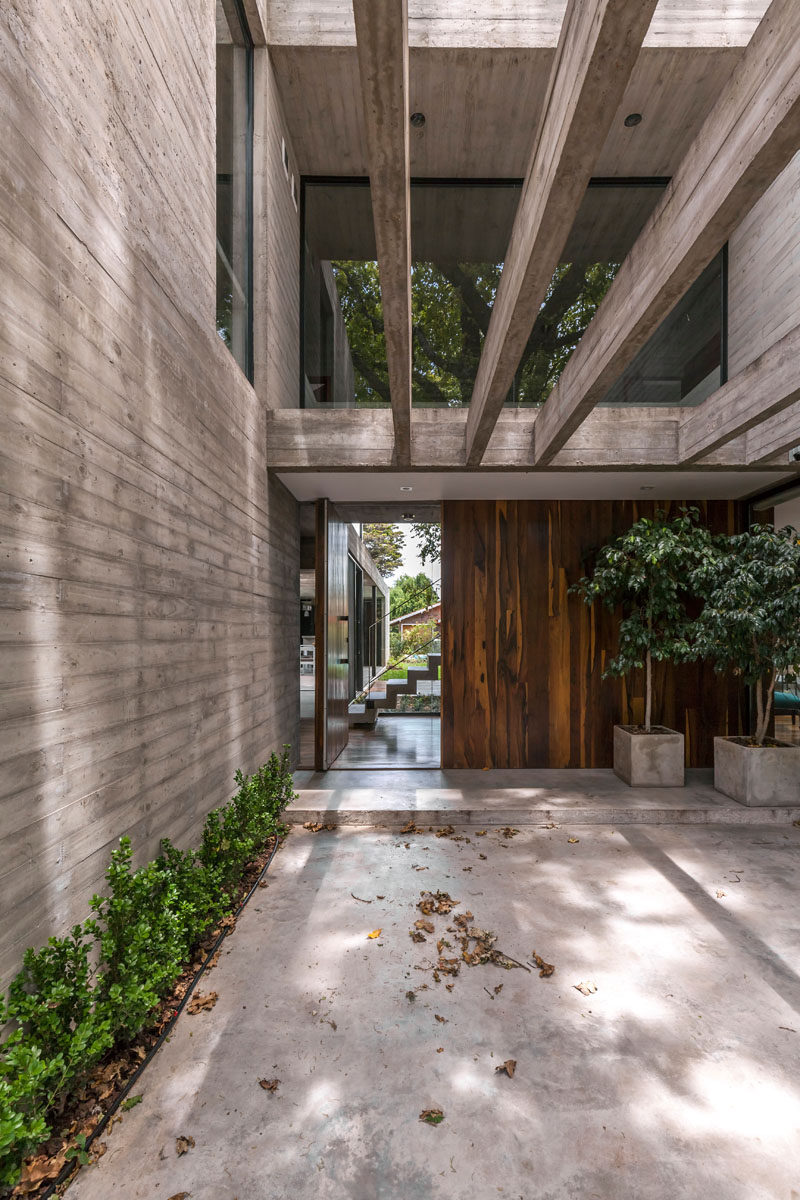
left=272, top=43, right=765, bottom=179
left=277, top=469, right=794, bottom=504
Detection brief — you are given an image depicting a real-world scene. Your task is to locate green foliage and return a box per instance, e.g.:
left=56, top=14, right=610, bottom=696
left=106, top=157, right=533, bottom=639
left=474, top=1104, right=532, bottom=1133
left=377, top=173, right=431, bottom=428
left=362, top=523, right=405, bottom=578
left=411, top=523, right=441, bottom=566
left=571, top=508, right=713, bottom=730
left=390, top=572, right=438, bottom=620
left=691, top=524, right=800, bottom=745
left=0, top=749, right=295, bottom=1191
left=331, top=259, right=618, bottom=408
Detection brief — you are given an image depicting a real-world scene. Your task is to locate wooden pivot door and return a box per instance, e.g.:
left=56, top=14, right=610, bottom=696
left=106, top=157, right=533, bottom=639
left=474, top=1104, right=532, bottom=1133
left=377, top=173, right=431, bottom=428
left=315, top=499, right=350, bottom=769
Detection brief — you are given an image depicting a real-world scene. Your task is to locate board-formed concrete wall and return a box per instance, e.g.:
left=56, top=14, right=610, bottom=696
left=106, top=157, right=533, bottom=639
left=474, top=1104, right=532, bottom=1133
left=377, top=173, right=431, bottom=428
left=728, top=150, right=800, bottom=376
left=0, top=1, right=300, bottom=987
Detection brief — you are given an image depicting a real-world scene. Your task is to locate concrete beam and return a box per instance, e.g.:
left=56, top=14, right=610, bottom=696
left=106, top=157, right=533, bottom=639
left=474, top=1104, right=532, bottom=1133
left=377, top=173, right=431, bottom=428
left=533, top=0, right=800, bottom=465
left=265, top=408, right=789, bottom=472
left=464, top=0, right=658, bottom=466
left=746, top=400, right=800, bottom=464
left=680, top=324, right=800, bottom=462
left=352, top=0, right=412, bottom=466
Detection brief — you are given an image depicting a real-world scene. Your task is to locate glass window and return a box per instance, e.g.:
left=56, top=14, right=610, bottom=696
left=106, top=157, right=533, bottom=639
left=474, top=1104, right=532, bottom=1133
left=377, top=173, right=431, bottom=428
left=216, top=0, right=253, bottom=379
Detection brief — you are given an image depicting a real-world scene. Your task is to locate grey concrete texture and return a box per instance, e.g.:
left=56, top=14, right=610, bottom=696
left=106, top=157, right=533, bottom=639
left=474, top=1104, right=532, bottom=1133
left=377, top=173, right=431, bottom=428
left=68, top=823, right=800, bottom=1200
left=714, top=737, right=800, bottom=806
left=613, top=725, right=685, bottom=788
left=288, top=768, right=800, bottom=828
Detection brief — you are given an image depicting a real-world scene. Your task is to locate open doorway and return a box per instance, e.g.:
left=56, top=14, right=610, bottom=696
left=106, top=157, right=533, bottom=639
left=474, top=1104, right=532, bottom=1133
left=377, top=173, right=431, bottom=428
left=298, top=502, right=442, bottom=770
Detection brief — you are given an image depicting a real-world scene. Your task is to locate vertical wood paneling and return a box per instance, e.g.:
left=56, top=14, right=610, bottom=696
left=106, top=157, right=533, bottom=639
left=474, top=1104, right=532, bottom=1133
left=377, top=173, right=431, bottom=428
left=442, top=499, right=745, bottom=769
left=0, top=0, right=300, bottom=989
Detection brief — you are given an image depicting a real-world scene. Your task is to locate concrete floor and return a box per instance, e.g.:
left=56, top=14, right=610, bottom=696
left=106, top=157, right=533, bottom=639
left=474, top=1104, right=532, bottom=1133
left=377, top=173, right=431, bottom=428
left=289, top=767, right=800, bottom=827
left=69, top=823, right=800, bottom=1200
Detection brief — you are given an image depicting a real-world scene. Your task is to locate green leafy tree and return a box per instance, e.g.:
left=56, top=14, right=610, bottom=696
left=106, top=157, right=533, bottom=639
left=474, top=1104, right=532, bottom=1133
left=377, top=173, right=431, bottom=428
left=362, top=523, right=405, bottom=578
left=571, top=508, right=713, bottom=732
left=331, top=259, right=618, bottom=408
left=691, top=524, right=800, bottom=746
left=390, top=572, right=437, bottom=620
left=412, top=523, right=441, bottom=566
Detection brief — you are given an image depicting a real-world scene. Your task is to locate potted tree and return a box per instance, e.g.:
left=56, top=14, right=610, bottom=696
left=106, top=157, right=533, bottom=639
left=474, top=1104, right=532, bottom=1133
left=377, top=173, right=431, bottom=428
left=691, top=523, right=800, bottom=806
left=572, top=508, right=712, bottom=787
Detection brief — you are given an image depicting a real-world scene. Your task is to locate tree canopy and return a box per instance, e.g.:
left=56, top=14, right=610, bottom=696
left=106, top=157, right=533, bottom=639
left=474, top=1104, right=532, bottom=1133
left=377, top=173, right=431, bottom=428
left=331, top=259, right=618, bottom=408
left=362, top=523, right=405, bottom=578
left=390, top=572, right=438, bottom=620
left=411, top=523, right=441, bottom=566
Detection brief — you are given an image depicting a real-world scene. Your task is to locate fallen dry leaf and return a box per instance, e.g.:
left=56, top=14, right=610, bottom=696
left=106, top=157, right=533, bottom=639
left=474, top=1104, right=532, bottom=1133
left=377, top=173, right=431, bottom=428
left=90, top=1143, right=107, bottom=1162
left=15, top=1153, right=66, bottom=1193
left=568, top=837, right=579, bottom=844
left=445, top=983, right=454, bottom=992
left=406, top=990, right=416, bottom=1002
left=716, top=890, right=726, bottom=898
left=175, top=1135, right=196, bottom=1156
left=574, top=980, right=597, bottom=996
left=258, top=880, right=269, bottom=888
left=475, top=830, right=487, bottom=836
left=479, top=853, right=487, bottom=860
left=409, top=930, right=427, bottom=943
left=494, top=984, right=503, bottom=995
left=400, top=819, right=418, bottom=834
left=258, top=1078, right=280, bottom=1092
left=418, top=890, right=460, bottom=916
left=495, top=1059, right=516, bottom=1078
left=434, top=1013, right=448, bottom=1024
left=167, top=1193, right=191, bottom=1200
left=187, top=991, right=218, bottom=1015
left=436, top=1047, right=444, bottom=1053
left=419, top=1108, right=445, bottom=1125
left=501, top=827, right=519, bottom=838
left=367, top=929, right=382, bottom=940
left=531, top=951, right=555, bottom=978
left=415, top=919, right=435, bottom=933
left=436, top=825, right=455, bottom=838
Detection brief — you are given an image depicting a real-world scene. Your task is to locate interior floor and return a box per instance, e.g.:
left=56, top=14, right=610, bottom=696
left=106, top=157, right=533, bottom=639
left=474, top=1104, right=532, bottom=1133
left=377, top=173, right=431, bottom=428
left=331, top=715, right=441, bottom=769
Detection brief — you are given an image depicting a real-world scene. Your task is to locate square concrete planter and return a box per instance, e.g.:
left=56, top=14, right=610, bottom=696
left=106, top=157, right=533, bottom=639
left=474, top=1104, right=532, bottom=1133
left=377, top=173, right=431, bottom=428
left=613, top=725, right=685, bottom=787
left=714, top=736, right=800, bottom=806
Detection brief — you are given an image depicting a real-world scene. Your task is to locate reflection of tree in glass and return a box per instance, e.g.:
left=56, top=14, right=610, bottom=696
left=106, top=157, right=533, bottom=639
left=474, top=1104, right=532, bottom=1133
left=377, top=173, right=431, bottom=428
left=216, top=289, right=233, bottom=347
left=331, top=260, right=618, bottom=407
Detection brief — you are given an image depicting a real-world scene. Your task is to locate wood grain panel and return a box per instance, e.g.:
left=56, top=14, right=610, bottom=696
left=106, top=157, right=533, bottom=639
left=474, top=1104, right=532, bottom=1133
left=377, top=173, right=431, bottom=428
left=442, top=500, right=746, bottom=769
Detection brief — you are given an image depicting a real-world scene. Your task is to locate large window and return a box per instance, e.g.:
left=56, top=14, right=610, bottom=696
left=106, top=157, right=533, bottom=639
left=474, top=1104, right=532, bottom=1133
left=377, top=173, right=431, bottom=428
left=299, top=179, right=668, bottom=409
left=216, top=0, right=253, bottom=379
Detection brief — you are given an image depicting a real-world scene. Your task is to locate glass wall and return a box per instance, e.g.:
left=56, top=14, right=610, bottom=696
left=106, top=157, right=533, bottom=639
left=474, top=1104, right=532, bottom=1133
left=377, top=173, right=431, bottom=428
left=216, top=0, right=253, bottom=379
left=300, top=179, right=669, bottom=409
left=600, top=249, right=727, bottom=406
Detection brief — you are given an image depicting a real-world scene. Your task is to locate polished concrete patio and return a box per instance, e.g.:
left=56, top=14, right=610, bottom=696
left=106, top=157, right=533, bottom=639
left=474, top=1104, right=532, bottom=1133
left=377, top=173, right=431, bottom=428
left=68, top=822, right=800, bottom=1200
left=288, top=767, right=800, bottom=827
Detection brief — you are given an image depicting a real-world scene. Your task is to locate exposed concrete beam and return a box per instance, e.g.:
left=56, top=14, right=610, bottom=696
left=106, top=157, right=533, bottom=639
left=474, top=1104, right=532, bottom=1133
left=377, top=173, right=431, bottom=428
left=679, top=324, right=800, bottom=462
left=464, top=0, right=659, bottom=467
left=265, top=408, right=789, bottom=472
left=533, top=0, right=800, bottom=465
left=746, top=400, right=800, bottom=463
left=352, top=0, right=412, bottom=466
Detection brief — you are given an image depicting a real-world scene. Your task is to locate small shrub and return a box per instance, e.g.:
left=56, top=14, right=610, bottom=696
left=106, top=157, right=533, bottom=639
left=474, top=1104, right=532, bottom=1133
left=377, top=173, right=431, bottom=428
left=0, top=747, right=295, bottom=1191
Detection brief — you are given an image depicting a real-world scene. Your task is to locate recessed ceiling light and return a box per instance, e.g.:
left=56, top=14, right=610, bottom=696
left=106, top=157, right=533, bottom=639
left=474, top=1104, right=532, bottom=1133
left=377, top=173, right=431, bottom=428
left=402, top=511, right=415, bottom=519
left=410, top=112, right=426, bottom=128
left=640, top=485, right=655, bottom=491
left=624, top=112, right=643, bottom=128
left=400, top=485, right=413, bottom=492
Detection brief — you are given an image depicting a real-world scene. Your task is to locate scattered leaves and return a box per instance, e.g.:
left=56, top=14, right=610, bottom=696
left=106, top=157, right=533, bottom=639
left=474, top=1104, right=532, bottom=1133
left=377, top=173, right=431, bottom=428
left=531, top=951, right=555, bottom=978
left=302, top=821, right=334, bottom=832
left=15, top=1154, right=67, bottom=1192
left=367, top=929, right=382, bottom=940
left=501, top=827, right=519, bottom=839
left=568, top=837, right=579, bottom=844
left=418, top=891, right=459, bottom=916
left=716, top=890, right=726, bottom=899
left=187, top=991, right=218, bottom=1015
left=475, top=830, right=487, bottom=837
left=436, top=825, right=455, bottom=838
left=120, top=1094, right=143, bottom=1111
left=258, top=880, right=269, bottom=888
left=409, top=930, right=427, bottom=943
left=434, top=1014, right=448, bottom=1024
left=494, top=984, right=503, bottom=995
left=419, top=1108, right=445, bottom=1125
left=415, top=919, right=435, bottom=933
left=574, top=981, right=597, bottom=996
left=258, top=1078, right=280, bottom=1092
left=479, top=853, right=487, bottom=860
left=406, top=991, right=416, bottom=1002
left=400, top=819, right=419, bottom=834
left=175, top=1135, right=196, bottom=1156
left=167, top=1193, right=192, bottom=1200
left=436, top=1047, right=444, bottom=1053
left=495, top=1059, right=517, bottom=1078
